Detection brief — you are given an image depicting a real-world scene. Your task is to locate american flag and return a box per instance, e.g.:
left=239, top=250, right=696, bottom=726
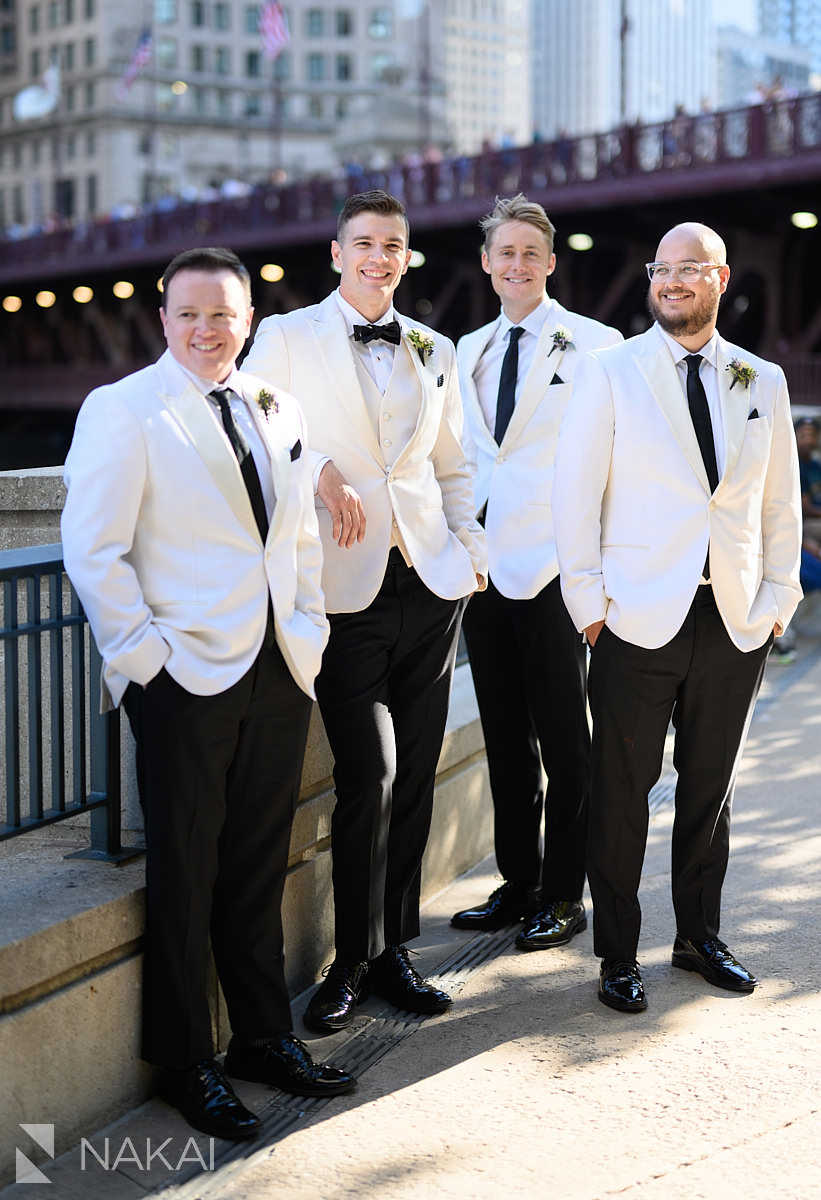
left=259, top=1, right=290, bottom=60
left=116, top=27, right=153, bottom=100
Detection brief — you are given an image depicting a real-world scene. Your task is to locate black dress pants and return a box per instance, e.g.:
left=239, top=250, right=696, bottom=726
left=587, top=585, right=771, bottom=961
left=462, top=575, right=590, bottom=900
left=315, top=550, right=466, bottom=962
left=123, top=637, right=312, bottom=1067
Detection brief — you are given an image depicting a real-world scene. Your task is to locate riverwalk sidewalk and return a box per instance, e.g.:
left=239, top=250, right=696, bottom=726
left=4, top=618, right=821, bottom=1200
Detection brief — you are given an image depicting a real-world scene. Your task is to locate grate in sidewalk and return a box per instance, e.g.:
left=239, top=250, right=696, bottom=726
left=154, top=924, right=520, bottom=1197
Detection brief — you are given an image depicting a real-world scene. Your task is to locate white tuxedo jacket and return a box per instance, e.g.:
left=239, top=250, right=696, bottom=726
left=552, top=323, right=803, bottom=652
left=458, top=299, right=622, bottom=599
left=244, top=292, right=487, bottom=613
left=61, top=350, right=328, bottom=709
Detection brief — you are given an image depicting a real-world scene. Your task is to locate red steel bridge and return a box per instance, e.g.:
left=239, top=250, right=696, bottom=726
left=2, top=96, right=821, bottom=465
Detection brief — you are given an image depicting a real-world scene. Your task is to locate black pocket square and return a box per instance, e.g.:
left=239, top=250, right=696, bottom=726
left=747, top=409, right=759, bottom=420
left=290, top=439, right=302, bottom=461
left=550, top=375, right=565, bottom=385
left=437, top=374, right=444, bottom=387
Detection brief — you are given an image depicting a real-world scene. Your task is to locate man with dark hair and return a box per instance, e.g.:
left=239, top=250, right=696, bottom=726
left=245, top=191, right=487, bottom=1033
left=451, top=195, right=621, bottom=946
left=554, top=223, right=802, bottom=1012
left=62, top=247, right=354, bottom=1141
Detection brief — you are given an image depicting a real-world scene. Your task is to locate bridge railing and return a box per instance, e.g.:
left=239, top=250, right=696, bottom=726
left=2, top=96, right=821, bottom=272
left=0, top=542, right=130, bottom=861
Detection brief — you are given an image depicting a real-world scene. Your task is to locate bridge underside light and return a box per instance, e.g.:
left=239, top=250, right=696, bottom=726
left=408, top=250, right=426, bottom=268
left=260, top=263, right=284, bottom=282
left=567, top=233, right=594, bottom=251
left=36, top=290, right=56, bottom=308
left=3, top=295, right=22, bottom=313
left=113, top=280, right=135, bottom=299
left=791, top=211, right=818, bottom=229
left=73, top=286, right=94, bottom=304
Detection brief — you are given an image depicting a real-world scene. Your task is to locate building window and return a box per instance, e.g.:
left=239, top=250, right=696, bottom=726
left=306, top=8, right=324, bottom=36
left=336, top=53, right=352, bottom=80
left=12, top=142, right=22, bottom=168
left=30, top=5, right=40, bottom=33
left=191, top=43, right=205, bottom=71
left=336, top=96, right=348, bottom=117
left=64, top=42, right=75, bottom=70
left=30, top=49, right=41, bottom=78
left=156, top=83, right=175, bottom=109
left=308, top=95, right=323, bottom=118
left=191, top=0, right=205, bottom=26
left=13, top=185, right=24, bottom=225
left=1, top=22, right=14, bottom=51
left=65, top=0, right=74, bottom=21
left=244, top=5, right=258, bottom=33
left=274, top=50, right=290, bottom=80
left=32, top=139, right=42, bottom=164
left=66, top=132, right=76, bottom=158
left=85, top=130, right=94, bottom=155
left=369, top=7, right=392, bottom=38
left=246, top=49, right=260, bottom=77
left=214, top=1, right=229, bottom=29
left=156, top=36, right=176, bottom=68
left=155, top=0, right=176, bottom=22
left=84, top=0, right=95, bottom=17
left=65, top=84, right=75, bottom=111
left=245, top=93, right=261, bottom=116
left=370, top=52, right=394, bottom=80
left=215, top=46, right=229, bottom=74
left=193, top=86, right=207, bottom=113
left=216, top=88, right=231, bottom=115
left=86, top=174, right=97, bottom=216
left=85, top=80, right=94, bottom=107
left=307, top=52, right=325, bottom=80
left=84, top=36, right=94, bottom=64
left=48, top=0, right=59, bottom=28
left=336, top=9, right=352, bottom=35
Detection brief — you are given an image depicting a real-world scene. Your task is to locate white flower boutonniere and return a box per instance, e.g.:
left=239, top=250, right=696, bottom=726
left=549, top=325, right=575, bottom=357
left=257, top=387, right=279, bottom=419
left=726, top=358, right=758, bottom=390
left=408, top=328, right=435, bottom=364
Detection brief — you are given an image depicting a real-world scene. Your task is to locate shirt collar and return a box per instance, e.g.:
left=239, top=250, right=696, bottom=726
left=335, top=288, right=397, bottom=337
left=178, top=360, right=244, bottom=400
left=657, top=324, right=719, bottom=369
left=497, top=293, right=552, bottom=342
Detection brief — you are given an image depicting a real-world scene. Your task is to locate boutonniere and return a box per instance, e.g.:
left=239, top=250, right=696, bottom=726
left=725, top=358, right=758, bottom=390
left=548, top=325, right=575, bottom=357
left=256, top=387, right=279, bottom=419
left=407, top=328, right=435, bottom=364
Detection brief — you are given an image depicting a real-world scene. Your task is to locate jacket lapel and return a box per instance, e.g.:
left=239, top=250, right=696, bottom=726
left=634, top=329, right=712, bottom=494
left=310, top=296, right=384, bottom=463
left=387, top=319, right=439, bottom=470
left=462, top=323, right=499, bottom=450
left=716, top=336, right=751, bottom=485
left=157, top=353, right=261, bottom=542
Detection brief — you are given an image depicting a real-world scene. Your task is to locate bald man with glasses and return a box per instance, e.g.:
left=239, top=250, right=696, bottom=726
left=553, top=223, right=802, bottom=1013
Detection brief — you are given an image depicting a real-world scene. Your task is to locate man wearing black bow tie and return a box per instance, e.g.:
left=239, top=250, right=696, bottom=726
left=245, top=191, right=487, bottom=1033
left=451, top=194, right=621, bottom=948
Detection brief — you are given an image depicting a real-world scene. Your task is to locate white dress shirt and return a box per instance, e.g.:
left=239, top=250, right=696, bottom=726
left=335, top=289, right=398, bottom=395
left=658, top=326, right=725, bottom=477
left=472, top=295, right=552, bottom=433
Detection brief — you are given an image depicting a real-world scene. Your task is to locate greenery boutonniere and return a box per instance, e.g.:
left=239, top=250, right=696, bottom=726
left=549, top=325, right=575, bottom=356
left=408, top=328, right=435, bottom=364
left=257, top=387, right=279, bottom=419
left=725, top=358, right=758, bottom=390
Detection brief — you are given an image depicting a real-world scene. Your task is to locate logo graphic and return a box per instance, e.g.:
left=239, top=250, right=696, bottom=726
left=16, top=1124, right=54, bottom=1185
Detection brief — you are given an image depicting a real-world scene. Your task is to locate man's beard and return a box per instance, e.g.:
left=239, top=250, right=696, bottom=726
left=647, top=287, right=719, bottom=337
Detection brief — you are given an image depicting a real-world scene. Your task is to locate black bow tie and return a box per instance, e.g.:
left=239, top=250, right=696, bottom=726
left=353, top=320, right=401, bottom=345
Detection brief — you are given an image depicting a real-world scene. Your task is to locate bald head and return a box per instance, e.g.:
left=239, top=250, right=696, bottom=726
left=656, top=222, right=727, bottom=267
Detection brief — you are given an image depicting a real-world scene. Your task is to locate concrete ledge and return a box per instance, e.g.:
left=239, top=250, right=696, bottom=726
left=0, top=663, right=492, bottom=1184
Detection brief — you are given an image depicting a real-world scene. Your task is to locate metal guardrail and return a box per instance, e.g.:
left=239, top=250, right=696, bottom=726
left=0, top=542, right=136, bottom=862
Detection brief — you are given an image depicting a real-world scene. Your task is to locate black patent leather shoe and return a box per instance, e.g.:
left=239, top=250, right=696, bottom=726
left=516, top=899, right=588, bottom=951
left=598, top=959, right=647, bottom=1012
left=303, top=959, right=369, bottom=1035
left=159, top=1059, right=262, bottom=1141
left=672, top=935, right=757, bottom=993
left=225, top=1033, right=356, bottom=1098
left=369, top=945, right=452, bottom=1014
left=450, top=881, right=542, bottom=930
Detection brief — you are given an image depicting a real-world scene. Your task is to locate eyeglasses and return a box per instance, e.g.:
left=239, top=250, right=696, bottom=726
left=645, top=261, right=723, bottom=282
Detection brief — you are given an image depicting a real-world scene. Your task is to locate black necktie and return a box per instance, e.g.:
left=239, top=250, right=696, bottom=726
left=494, top=326, right=524, bottom=444
left=353, top=319, right=401, bottom=345
left=685, top=355, right=719, bottom=493
left=685, top=354, right=718, bottom=579
left=209, top=388, right=269, bottom=542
